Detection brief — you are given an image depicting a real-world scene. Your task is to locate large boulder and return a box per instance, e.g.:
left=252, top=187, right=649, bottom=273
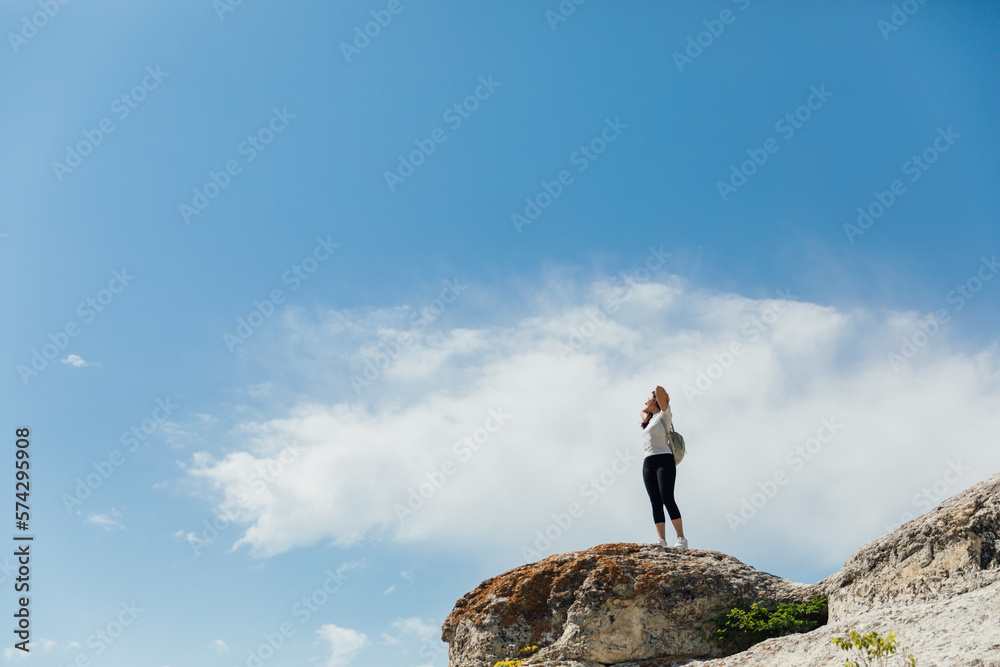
left=442, top=472, right=1000, bottom=667
left=442, top=545, right=824, bottom=666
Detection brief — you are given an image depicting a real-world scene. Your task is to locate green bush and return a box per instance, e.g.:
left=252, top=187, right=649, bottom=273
left=711, top=594, right=828, bottom=653
left=832, top=629, right=917, bottom=667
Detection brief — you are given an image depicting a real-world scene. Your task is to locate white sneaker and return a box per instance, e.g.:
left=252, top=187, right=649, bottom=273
left=674, top=536, right=688, bottom=550
left=657, top=538, right=668, bottom=548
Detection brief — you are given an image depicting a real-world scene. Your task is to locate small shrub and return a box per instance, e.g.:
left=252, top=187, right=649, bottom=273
left=832, top=629, right=917, bottom=667
left=493, top=643, right=540, bottom=666
left=711, top=594, right=828, bottom=653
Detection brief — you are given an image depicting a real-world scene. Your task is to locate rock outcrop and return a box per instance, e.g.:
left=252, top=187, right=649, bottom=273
left=442, top=472, right=1000, bottom=667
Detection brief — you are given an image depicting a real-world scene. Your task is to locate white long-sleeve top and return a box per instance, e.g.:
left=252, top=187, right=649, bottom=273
left=641, top=405, right=674, bottom=457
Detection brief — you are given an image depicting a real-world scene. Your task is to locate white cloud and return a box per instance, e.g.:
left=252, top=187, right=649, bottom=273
left=61, top=354, right=98, bottom=367
left=380, top=616, right=440, bottom=649
left=383, top=584, right=396, bottom=595
left=333, top=559, right=366, bottom=577
left=242, top=382, right=273, bottom=398
left=212, top=639, right=229, bottom=653
left=174, top=530, right=205, bottom=549
left=390, top=617, right=438, bottom=643
left=316, top=624, right=368, bottom=667
left=85, top=513, right=124, bottom=530
left=181, top=273, right=1000, bottom=577
left=3, top=638, right=55, bottom=659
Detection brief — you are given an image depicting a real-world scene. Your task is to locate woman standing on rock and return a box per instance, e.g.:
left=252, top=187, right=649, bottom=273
left=640, top=386, right=687, bottom=549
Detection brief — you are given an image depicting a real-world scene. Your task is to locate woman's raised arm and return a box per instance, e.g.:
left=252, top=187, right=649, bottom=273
left=654, top=386, right=669, bottom=413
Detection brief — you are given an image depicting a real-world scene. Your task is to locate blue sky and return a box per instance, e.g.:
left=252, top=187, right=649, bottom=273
left=1, top=1, right=999, bottom=666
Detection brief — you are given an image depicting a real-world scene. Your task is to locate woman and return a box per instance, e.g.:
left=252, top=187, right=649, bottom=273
left=640, top=386, right=687, bottom=549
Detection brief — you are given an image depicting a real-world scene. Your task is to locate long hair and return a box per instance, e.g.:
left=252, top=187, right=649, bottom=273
left=641, top=391, right=669, bottom=429
left=641, top=412, right=653, bottom=430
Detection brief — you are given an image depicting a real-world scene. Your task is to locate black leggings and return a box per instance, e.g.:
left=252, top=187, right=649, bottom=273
left=642, top=453, right=681, bottom=523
